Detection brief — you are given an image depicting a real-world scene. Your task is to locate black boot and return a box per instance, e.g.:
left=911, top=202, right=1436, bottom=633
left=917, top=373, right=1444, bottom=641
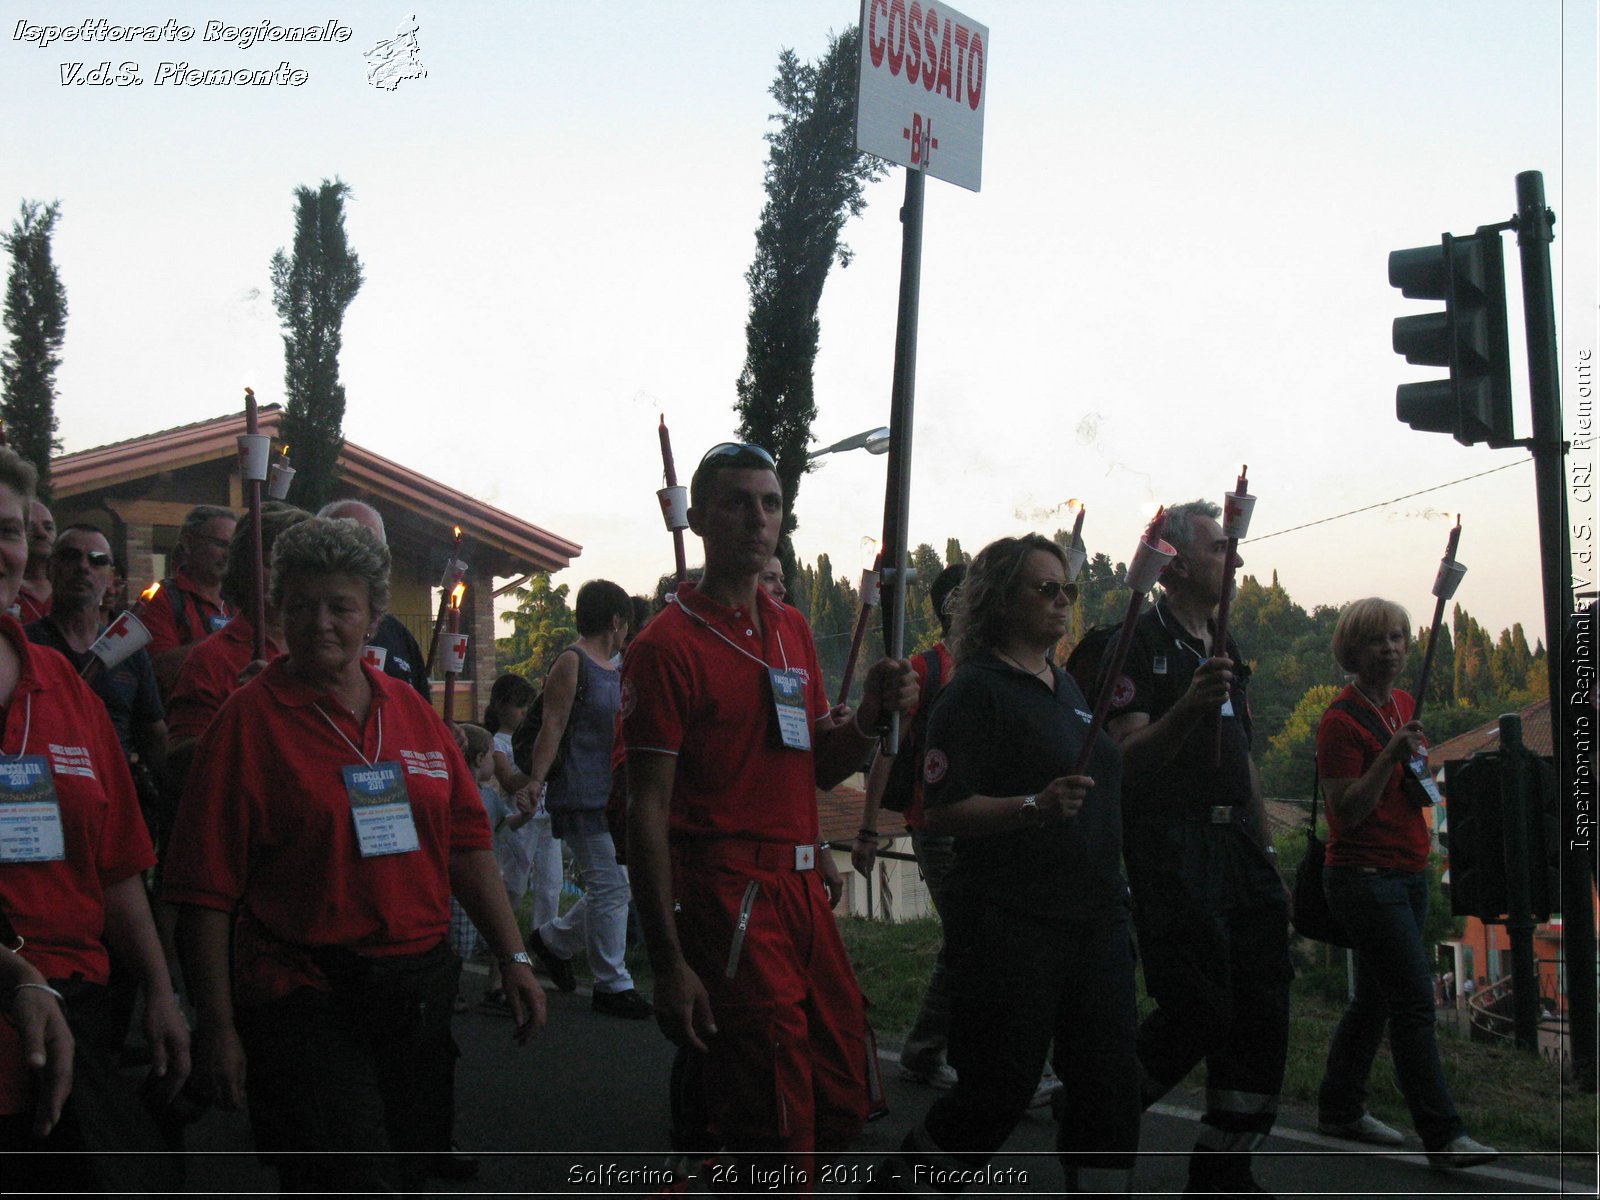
left=1183, top=1144, right=1272, bottom=1198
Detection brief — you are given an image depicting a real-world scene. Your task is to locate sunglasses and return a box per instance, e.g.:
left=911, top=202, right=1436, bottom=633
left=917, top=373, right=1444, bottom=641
left=1025, top=579, right=1077, bottom=602
left=53, top=547, right=113, bottom=568
left=697, top=442, right=777, bottom=472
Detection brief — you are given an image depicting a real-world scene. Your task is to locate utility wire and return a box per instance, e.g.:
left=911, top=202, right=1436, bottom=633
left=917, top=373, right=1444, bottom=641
left=1244, top=457, right=1531, bottom=544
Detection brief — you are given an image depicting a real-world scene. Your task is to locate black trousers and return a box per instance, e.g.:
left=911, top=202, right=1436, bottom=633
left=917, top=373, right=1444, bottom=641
left=237, top=944, right=461, bottom=1194
left=920, top=901, right=1140, bottom=1173
left=1128, top=820, right=1291, bottom=1138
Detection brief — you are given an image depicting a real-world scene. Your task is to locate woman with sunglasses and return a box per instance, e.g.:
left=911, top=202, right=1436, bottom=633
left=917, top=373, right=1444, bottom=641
left=885, top=533, right=1139, bottom=1195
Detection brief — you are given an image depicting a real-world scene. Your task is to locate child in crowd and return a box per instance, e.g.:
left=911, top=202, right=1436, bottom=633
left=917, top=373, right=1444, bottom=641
left=484, top=674, right=564, bottom=936
left=447, top=722, right=512, bottom=1011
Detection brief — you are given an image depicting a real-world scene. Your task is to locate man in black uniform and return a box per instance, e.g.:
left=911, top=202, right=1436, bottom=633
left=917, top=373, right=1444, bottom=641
left=1107, top=500, right=1290, bottom=1198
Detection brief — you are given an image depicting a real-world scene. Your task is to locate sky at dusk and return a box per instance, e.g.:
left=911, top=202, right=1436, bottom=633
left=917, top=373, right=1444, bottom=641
left=3, top=0, right=1594, bottom=642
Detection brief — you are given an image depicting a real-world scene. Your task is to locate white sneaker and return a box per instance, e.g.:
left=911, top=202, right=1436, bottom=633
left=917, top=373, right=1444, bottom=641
left=1427, top=1134, right=1498, bottom=1170
left=1318, top=1113, right=1406, bottom=1146
left=1027, top=1074, right=1063, bottom=1109
left=899, top=1061, right=959, bottom=1089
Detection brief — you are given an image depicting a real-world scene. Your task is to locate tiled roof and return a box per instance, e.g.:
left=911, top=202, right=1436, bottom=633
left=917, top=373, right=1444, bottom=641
left=817, top=778, right=908, bottom=846
left=1430, top=698, right=1553, bottom=762
left=53, top=405, right=581, bottom=574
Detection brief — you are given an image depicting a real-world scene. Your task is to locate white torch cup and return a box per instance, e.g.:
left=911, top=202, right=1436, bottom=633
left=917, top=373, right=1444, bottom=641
left=237, top=434, right=271, bottom=482
left=657, top=486, right=690, bottom=531
left=1064, top=545, right=1087, bottom=583
left=859, top=569, right=881, bottom=608
left=1432, top=559, right=1468, bottom=600
left=438, top=559, right=467, bottom=590
left=88, top=610, right=153, bottom=670
left=362, top=645, right=389, bottom=671
left=266, top=461, right=296, bottom=500
left=1222, top=492, right=1256, bottom=539
left=1125, top=537, right=1177, bottom=594
left=441, top=634, right=469, bottom=675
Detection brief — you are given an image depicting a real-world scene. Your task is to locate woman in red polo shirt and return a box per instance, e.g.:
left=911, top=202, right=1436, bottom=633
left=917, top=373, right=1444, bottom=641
left=165, top=515, right=545, bottom=1193
left=1314, top=597, right=1496, bottom=1170
left=0, top=447, right=189, bottom=1190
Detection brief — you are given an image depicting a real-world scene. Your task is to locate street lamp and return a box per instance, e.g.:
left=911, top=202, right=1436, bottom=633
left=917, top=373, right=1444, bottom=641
left=808, top=426, right=891, bottom=461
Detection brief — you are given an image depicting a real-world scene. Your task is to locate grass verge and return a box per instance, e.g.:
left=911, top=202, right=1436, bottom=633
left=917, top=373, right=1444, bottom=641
left=838, top=914, right=1597, bottom=1156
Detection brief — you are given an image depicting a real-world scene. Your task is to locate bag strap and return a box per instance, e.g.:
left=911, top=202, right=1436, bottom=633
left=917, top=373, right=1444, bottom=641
left=1329, top=696, right=1396, bottom=753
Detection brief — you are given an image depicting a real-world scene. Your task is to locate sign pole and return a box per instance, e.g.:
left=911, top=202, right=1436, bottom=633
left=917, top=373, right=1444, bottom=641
left=879, top=166, right=925, bottom=753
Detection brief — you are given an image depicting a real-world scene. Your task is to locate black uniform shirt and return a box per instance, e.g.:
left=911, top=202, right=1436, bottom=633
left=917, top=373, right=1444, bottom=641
left=923, top=650, right=1127, bottom=923
left=1109, top=597, right=1253, bottom=821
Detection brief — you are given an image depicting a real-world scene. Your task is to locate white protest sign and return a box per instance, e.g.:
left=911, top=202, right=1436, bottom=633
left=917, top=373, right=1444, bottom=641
left=856, top=0, right=988, bottom=192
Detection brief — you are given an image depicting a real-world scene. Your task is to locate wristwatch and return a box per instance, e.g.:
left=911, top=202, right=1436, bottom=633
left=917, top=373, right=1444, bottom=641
left=1019, top=794, right=1043, bottom=827
left=499, top=951, right=533, bottom=969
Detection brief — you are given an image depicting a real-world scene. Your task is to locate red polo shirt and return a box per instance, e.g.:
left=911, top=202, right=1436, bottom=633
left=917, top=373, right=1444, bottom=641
left=0, top=616, right=154, bottom=984
left=133, top=570, right=236, bottom=657
left=1317, top=685, right=1432, bottom=872
left=164, top=658, right=490, bottom=1004
left=621, top=584, right=828, bottom=844
left=166, top=616, right=283, bottom=743
left=15, top=585, right=50, bottom=625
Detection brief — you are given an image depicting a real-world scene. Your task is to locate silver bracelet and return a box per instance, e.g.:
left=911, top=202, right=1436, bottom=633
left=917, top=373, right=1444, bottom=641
left=7, top=982, right=66, bottom=1009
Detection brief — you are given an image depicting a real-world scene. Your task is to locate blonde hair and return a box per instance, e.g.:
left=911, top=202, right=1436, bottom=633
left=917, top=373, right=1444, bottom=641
left=1332, top=597, right=1412, bottom=673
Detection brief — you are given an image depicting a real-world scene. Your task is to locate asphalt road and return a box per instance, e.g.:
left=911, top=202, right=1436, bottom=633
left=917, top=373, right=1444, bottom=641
left=169, top=966, right=1592, bottom=1197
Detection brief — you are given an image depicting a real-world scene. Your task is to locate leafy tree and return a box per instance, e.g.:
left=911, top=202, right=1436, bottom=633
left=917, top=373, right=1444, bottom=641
left=1414, top=622, right=1455, bottom=711
left=271, top=179, right=364, bottom=512
left=1259, top=683, right=1340, bottom=798
left=495, top=574, right=576, bottom=678
left=1, top=200, right=67, bottom=496
left=734, top=28, right=886, bottom=564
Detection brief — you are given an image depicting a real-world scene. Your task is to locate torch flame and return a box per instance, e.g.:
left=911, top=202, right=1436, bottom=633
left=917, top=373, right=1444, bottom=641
left=279, top=443, right=290, bottom=458
left=1066, top=498, right=1084, bottom=514
left=140, top=581, right=162, bottom=602
left=452, top=525, right=462, bottom=540
left=449, top=582, right=466, bottom=609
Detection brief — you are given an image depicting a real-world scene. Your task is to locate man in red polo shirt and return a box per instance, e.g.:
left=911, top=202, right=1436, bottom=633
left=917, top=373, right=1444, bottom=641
left=136, top=505, right=238, bottom=698
left=624, top=442, right=916, bottom=1184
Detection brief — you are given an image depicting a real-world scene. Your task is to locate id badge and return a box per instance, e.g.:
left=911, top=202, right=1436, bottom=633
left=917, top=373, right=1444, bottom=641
left=0, top=755, right=66, bottom=863
left=768, top=668, right=812, bottom=751
left=343, top=761, right=420, bottom=857
left=207, top=613, right=232, bottom=633
left=1220, top=697, right=1236, bottom=718
left=1406, top=754, right=1441, bottom=807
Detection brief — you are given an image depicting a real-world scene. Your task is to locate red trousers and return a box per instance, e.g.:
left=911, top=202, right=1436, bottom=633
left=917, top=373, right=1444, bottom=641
left=673, top=843, right=875, bottom=1161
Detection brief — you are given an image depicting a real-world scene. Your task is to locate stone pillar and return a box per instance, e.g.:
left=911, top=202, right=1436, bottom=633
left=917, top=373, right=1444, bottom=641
left=467, top=574, right=499, bottom=722
left=121, top=521, right=159, bottom=593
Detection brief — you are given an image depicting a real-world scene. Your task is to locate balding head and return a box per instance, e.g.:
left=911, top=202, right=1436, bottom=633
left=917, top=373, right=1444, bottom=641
left=318, top=499, right=387, bottom=545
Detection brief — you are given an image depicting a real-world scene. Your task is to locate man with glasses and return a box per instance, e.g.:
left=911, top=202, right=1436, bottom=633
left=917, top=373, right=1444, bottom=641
left=624, top=442, right=917, bottom=1180
left=1104, top=500, right=1291, bottom=1198
left=135, top=504, right=238, bottom=698
left=26, top=524, right=167, bottom=809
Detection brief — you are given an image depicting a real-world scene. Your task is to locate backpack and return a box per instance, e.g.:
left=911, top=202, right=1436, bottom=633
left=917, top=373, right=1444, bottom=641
left=1064, top=622, right=1125, bottom=701
left=880, top=648, right=944, bottom=814
left=511, top=647, right=586, bottom=781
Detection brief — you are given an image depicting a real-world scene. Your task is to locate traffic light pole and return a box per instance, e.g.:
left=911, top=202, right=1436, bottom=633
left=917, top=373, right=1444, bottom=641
left=1512, top=170, right=1594, bottom=1085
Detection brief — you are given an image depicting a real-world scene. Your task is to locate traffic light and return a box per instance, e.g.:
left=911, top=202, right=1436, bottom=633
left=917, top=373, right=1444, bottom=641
left=1389, top=229, right=1513, bottom=446
left=1442, top=748, right=1559, bottom=922
left=1443, top=753, right=1507, bottom=919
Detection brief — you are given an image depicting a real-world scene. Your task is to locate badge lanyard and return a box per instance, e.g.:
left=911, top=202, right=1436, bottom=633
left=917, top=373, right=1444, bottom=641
left=1155, top=605, right=1235, bottom=718
left=312, top=703, right=425, bottom=857
left=672, top=592, right=792, bottom=672
left=311, top=702, right=384, bottom=766
left=673, top=593, right=810, bottom=750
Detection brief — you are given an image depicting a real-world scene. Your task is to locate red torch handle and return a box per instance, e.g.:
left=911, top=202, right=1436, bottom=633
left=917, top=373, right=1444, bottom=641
left=1073, top=589, right=1147, bottom=774
left=244, top=389, right=266, bottom=662
left=835, top=559, right=883, bottom=710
